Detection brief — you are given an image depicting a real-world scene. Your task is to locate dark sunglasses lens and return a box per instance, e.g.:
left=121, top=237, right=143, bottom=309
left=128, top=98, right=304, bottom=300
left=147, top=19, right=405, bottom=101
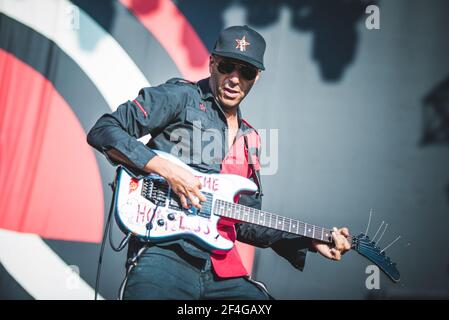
left=217, top=60, right=257, bottom=80
left=217, top=61, right=235, bottom=74
left=240, top=66, right=257, bottom=80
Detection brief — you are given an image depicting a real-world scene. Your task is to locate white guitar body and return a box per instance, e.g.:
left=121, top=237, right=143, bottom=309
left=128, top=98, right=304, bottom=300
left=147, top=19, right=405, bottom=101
left=113, top=150, right=402, bottom=282
left=114, top=150, right=258, bottom=254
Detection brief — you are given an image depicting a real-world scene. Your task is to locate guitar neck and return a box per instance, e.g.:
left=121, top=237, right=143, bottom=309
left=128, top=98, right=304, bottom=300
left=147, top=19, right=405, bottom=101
left=213, top=199, right=335, bottom=244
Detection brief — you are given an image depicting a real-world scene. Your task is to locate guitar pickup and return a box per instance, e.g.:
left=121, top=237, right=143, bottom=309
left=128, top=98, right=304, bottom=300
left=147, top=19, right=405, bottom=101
left=168, top=192, right=213, bottom=218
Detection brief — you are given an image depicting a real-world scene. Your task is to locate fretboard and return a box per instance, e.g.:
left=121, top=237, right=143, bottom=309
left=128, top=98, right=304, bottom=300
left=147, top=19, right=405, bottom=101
left=213, top=199, right=334, bottom=244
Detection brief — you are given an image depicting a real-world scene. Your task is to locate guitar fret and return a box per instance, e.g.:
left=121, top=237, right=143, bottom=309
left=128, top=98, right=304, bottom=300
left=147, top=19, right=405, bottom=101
left=256, top=209, right=261, bottom=225
left=213, top=199, right=332, bottom=243
left=325, top=229, right=331, bottom=242
left=299, top=222, right=305, bottom=235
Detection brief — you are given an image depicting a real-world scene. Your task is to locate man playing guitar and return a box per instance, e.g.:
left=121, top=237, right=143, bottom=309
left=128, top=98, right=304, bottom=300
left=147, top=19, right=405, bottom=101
left=87, top=25, right=350, bottom=300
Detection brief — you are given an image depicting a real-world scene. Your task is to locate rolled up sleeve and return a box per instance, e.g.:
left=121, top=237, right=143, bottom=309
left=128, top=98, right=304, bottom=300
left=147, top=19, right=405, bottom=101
left=87, top=83, right=189, bottom=170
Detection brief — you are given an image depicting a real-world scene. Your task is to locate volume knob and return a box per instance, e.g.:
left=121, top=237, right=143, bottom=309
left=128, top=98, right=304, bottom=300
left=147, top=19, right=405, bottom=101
left=167, top=213, right=175, bottom=221
left=157, top=219, right=165, bottom=226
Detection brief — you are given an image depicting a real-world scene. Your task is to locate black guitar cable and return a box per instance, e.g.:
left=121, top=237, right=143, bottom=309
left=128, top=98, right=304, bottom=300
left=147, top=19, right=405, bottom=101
left=94, top=174, right=131, bottom=300
left=94, top=180, right=115, bottom=300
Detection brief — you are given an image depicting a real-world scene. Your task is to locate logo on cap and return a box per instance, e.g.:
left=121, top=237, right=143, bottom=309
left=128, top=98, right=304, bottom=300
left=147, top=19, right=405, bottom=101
left=235, top=36, right=250, bottom=52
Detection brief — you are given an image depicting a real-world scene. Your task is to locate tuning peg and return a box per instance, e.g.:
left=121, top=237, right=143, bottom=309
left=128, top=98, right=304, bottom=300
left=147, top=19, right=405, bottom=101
left=380, top=235, right=402, bottom=254
left=365, top=209, right=373, bottom=237
left=372, top=221, right=385, bottom=243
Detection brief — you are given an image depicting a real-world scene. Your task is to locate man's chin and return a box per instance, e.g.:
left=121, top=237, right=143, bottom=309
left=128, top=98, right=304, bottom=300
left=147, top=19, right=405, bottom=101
left=218, top=96, right=241, bottom=109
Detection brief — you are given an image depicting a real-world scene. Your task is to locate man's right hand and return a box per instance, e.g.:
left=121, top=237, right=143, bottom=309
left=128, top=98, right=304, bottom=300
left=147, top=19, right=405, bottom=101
left=144, top=156, right=206, bottom=209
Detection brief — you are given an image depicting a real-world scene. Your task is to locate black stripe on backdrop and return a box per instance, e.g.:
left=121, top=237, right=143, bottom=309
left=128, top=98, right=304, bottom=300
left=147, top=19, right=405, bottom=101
left=0, top=12, right=126, bottom=300
left=71, top=0, right=182, bottom=86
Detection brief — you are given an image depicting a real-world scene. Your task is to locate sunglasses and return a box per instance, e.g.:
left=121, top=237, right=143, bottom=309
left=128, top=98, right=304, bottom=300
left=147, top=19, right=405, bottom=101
left=216, top=59, right=258, bottom=81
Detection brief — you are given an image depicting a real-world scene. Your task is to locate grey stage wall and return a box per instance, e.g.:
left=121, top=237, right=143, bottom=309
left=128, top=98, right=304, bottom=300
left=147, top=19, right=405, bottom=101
left=176, top=0, right=449, bottom=299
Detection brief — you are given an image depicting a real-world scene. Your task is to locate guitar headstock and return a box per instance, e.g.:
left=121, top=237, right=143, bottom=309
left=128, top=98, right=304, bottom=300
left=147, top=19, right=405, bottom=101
left=352, top=233, right=400, bottom=283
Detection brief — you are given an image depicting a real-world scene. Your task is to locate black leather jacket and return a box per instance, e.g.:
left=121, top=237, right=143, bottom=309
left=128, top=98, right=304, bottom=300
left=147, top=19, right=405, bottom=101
left=87, top=78, right=312, bottom=271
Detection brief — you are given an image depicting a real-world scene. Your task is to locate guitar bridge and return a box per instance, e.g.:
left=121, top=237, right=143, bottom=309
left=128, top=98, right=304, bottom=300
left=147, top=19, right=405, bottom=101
left=141, top=178, right=168, bottom=206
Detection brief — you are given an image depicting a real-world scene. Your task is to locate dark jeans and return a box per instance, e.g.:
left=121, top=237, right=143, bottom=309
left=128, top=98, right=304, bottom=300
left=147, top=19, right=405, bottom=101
left=121, top=245, right=271, bottom=300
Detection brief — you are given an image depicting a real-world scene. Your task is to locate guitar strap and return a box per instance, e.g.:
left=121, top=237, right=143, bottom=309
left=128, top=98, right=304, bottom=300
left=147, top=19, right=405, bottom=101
left=243, top=134, right=263, bottom=198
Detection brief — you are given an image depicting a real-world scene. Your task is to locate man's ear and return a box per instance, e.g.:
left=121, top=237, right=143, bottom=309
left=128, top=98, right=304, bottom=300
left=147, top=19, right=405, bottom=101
left=209, top=55, right=214, bottom=74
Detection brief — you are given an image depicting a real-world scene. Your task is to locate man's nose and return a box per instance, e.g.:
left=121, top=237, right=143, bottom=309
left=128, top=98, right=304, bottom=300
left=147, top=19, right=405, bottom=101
left=228, top=69, right=240, bottom=84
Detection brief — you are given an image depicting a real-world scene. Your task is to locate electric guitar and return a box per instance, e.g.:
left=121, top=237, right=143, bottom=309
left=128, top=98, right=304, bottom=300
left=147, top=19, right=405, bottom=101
left=113, top=150, right=400, bottom=282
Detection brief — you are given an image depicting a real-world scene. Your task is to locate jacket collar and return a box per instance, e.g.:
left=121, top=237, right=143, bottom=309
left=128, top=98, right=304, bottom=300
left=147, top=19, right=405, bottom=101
left=197, top=78, right=245, bottom=128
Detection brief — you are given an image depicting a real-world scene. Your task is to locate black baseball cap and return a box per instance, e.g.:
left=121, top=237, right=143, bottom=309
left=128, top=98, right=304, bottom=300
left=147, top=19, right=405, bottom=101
left=211, top=25, right=266, bottom=70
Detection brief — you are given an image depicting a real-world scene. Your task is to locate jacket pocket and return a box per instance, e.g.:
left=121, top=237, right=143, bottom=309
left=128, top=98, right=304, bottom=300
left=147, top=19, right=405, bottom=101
left=185, top=107, right=212, bottom=131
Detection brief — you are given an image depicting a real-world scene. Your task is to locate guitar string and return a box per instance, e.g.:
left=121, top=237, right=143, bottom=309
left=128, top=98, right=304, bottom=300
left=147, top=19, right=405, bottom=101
left=148, top=183, right=356, bottom=245
left=143, top=179, right=395, bottom=271
left=214, top=199, right=354, bottom=244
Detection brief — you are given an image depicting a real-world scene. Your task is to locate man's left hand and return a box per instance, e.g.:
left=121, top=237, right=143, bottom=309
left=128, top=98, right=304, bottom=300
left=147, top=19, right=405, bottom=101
left=312, top=227, right=351, bottom=261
